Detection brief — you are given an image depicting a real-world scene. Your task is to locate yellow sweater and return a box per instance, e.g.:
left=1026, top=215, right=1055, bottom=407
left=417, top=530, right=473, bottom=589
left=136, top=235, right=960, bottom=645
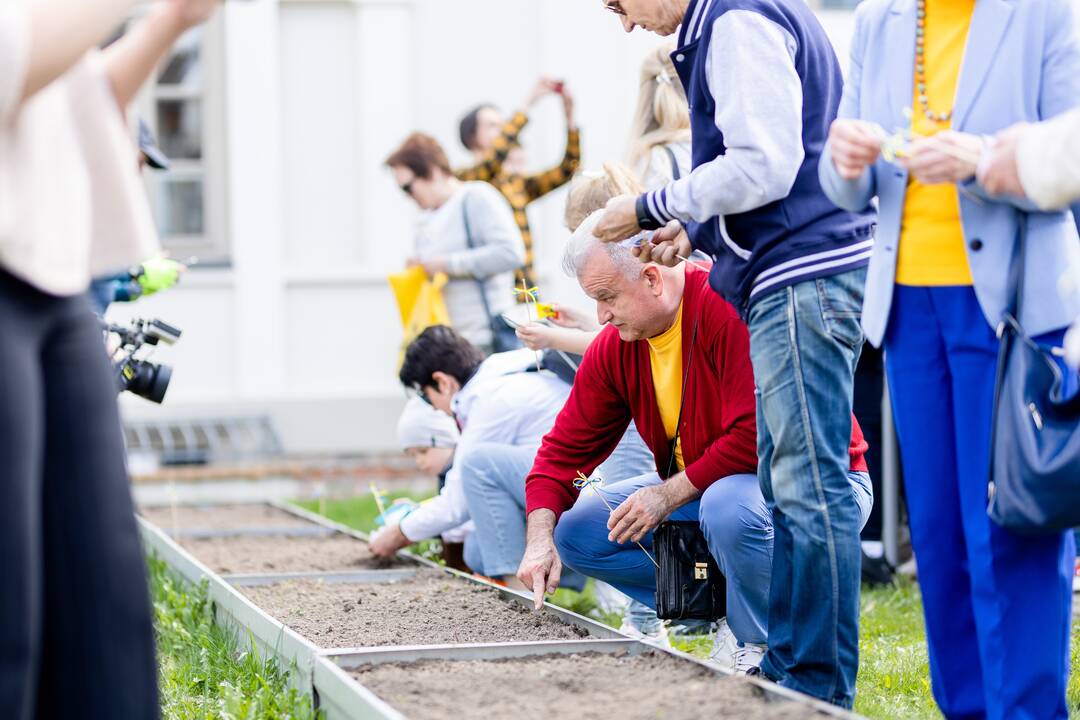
left=896, top=0, right=976, bottom=286
left=647, top=302, right=685, bottom=471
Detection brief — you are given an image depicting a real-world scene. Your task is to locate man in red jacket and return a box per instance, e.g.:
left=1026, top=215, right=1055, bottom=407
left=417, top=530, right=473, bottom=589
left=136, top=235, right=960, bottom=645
left=517, top=213, right=872, bottom=673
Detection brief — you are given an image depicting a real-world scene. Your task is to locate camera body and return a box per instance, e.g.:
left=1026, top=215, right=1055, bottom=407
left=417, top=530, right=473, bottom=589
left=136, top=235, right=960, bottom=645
left=104, top=318, right=183, bottom=404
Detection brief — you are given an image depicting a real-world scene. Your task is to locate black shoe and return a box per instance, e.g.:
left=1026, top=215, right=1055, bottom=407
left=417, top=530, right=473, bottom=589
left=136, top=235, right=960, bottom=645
left=861, top=550, right=895, bottom=587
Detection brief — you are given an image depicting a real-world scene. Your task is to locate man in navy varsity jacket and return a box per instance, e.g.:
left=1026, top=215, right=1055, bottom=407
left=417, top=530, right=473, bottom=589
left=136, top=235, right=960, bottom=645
left=593, top=0, right=877, bottom=708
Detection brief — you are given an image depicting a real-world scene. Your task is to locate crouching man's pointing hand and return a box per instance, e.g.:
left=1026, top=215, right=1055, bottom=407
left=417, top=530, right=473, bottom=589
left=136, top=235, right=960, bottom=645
left=516, top=509, right=562, bottom=611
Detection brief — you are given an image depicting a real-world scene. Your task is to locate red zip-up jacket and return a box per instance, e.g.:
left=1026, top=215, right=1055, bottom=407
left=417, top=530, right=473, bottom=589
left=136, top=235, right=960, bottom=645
left=525, top=265, right=868, bottom=520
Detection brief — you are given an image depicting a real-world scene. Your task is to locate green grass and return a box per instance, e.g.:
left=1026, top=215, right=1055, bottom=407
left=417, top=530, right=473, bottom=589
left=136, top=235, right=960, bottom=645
left=304, top=493, right=1080, bottom=719
left=293, top=491, right=443, bottom=563
left=150, top=557, right=320, bottom=719
left=855, top=579, right=937, bottom=719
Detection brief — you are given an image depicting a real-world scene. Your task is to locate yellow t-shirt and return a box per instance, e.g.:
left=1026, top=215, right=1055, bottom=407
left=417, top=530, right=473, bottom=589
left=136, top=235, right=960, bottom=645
left=896, top=0, right=976, bottom=286
left=647, top=301, right=685, bottom=472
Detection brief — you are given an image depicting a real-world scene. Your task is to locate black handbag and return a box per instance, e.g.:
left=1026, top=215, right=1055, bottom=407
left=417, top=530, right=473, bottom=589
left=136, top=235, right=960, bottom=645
left=654, top=521, right=727, bottom=621
left=987, top=215, right=1080, bottom=533
left=651, top=318, right=726, bottom=620
left=462, top=193, right=523, bottom=354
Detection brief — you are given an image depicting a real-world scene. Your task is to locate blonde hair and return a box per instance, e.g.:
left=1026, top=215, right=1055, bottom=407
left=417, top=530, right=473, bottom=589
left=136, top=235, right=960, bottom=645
left=627, top=45, right=691, bottom=171
left=564, top=163, right=644, bottom=232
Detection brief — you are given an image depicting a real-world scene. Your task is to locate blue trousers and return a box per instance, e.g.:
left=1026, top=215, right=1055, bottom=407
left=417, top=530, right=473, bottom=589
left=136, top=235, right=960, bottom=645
left=749, top=269, right=868, bottom=707
left=886, top=285, right=1076, bottom=720
left=554, top=471, right=873, bottom=646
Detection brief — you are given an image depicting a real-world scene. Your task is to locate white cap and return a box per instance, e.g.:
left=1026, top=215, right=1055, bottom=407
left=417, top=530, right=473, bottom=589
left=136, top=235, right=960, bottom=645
left=397, top=396, right=459, bottom=450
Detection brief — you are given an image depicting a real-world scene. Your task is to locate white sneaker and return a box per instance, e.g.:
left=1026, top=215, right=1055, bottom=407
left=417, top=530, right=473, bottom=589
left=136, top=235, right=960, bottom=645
left=618, top=617, right=671, bottom=648
left=707, top=618, right=766, bottom=675
left=707, top=618, right=739, bottom=670
left=733, top=643, right=767, bottom=675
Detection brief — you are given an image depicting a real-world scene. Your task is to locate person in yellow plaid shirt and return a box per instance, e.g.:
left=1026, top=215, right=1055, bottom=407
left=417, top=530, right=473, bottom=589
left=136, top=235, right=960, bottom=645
left=456, top=78, right=581, bottom=291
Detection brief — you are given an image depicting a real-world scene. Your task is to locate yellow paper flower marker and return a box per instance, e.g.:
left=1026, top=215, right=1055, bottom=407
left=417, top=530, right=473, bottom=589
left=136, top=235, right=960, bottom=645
left=535, top=303, right=557, bottom=321
left=514, top=279, right=543, bottom=371
left=573, top=471, right=659, bottom=569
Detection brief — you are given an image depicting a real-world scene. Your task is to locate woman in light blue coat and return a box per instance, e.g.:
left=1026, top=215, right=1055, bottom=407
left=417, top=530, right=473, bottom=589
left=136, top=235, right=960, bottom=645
left=819, top=0, right=1080, bottom=717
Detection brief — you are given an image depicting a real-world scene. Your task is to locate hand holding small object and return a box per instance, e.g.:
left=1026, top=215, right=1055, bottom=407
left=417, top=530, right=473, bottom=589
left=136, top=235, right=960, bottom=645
left=827, top=119, right=884, bottom=180
left=632, top=221, right=699, bottom=269
left=369, top=523, right=410, bottom=557
left=900, top=130, right=984, bottom=185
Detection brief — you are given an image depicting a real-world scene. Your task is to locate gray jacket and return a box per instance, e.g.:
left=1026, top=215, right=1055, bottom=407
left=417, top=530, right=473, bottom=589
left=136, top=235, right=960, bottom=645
left=414, top=182, right=525, bottom=347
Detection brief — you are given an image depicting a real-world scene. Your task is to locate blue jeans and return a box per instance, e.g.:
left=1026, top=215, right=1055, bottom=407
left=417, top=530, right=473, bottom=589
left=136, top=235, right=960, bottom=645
left=748, top=269, right=866, bottom=708
left=555, top=470, right=872, bottom=646
left=460, top=442, right=585, bottom=591
left=886, top=285, right=1076, bottom=720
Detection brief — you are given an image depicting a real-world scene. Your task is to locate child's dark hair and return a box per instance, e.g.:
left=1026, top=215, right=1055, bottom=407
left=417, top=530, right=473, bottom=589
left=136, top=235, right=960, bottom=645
left=399, top=325, right=484, bottom=392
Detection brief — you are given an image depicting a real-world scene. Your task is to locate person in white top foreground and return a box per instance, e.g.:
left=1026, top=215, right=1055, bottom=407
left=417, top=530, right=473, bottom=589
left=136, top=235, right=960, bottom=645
left=373, top=326, right=582, bottom=589
left=0, top=0, right=217, bottom=716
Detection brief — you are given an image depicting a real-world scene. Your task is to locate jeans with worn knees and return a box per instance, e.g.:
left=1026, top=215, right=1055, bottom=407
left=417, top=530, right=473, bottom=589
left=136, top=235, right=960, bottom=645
left=749, top=269, right=866, bottom=708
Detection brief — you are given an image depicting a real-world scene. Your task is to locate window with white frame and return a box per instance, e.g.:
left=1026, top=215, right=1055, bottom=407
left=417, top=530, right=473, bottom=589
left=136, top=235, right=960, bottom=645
left=139, top=18, right=228, bottom=265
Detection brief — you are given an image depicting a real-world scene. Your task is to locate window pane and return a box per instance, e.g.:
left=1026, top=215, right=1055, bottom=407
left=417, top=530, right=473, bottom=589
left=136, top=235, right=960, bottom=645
left=157, top=179, right=205, bottom=237
left=158, top=28, right=202, bottom=85
left=157, top=99, right=202, bottom=161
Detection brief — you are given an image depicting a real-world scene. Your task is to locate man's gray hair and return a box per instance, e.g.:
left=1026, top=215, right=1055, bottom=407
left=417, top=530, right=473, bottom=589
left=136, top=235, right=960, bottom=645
left=562, top=210, right=648, bottom=280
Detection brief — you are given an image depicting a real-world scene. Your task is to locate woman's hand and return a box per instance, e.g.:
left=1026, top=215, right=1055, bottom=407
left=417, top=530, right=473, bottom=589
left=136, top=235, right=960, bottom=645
left=516, top=324, right=558, bottom=351
left=901, top=130, right=984, bottom=185
left=546, top=303, right=599, bottom=332
left=827, top=119, right=884, bottom=180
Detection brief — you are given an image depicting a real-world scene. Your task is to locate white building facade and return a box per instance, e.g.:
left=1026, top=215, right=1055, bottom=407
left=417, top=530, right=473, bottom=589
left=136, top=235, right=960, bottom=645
left=116, top=0, right=858, bottom=456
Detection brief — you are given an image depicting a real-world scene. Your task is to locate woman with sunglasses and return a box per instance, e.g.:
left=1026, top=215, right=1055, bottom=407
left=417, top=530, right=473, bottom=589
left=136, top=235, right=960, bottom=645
left=386, top=133, right=525, bottom=354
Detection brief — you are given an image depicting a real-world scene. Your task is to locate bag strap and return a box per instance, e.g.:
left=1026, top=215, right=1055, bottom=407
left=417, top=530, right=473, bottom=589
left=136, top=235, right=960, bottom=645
left=665, top=313, right=700, bottom=479
left=663, top=144, right=681, bottom=181
left=1003, top=212, right=1027, bottom=324
left=461, top=191, right=500, bottom=332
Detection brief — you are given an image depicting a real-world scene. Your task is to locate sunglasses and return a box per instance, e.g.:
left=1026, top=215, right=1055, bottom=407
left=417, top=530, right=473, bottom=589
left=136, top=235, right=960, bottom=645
left=399, top=179, right=415, bottom=197
left=604, top=1, right=627, bottom=16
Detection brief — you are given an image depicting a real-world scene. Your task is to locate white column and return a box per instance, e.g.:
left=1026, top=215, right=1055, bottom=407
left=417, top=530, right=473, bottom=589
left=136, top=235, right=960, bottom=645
left=223, top=0, right=287, bottom=397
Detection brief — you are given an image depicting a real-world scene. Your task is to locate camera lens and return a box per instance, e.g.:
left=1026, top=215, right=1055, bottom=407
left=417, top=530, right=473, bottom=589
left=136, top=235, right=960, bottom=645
left=120, top=359, right=173, bottom=404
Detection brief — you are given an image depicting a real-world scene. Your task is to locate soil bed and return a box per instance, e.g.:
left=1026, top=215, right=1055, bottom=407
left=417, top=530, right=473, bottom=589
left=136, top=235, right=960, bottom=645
left=182, top=533, right=405, bottom=574
left=241, top=571, right=590, bottom=648
left=139, top=503, right=315, bottom=531
left=352, top=651, right=825, bottom=720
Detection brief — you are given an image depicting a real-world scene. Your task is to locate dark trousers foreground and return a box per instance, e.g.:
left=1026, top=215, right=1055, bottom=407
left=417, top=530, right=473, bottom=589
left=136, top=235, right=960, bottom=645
left=0, top=269, right=158, bottom=719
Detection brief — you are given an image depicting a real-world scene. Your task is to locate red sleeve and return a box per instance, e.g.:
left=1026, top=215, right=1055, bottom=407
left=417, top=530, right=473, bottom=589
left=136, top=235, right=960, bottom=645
left=682, top=310, right=759, bottom=491
left=848, top=414, right=869, bottom=473
left=525, top=331, right=634, bottom=521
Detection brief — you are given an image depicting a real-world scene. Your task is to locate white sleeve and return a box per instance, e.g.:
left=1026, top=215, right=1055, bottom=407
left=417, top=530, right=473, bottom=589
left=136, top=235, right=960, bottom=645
left=399, top=389, right=518, bottom=541
left=642, top=10, right=805, bottom=224
left=1017, top=109, right=1080, bottom=211
left=398, top=462, right=470, bottom=542
left=0, top=0, right=31, bottom=122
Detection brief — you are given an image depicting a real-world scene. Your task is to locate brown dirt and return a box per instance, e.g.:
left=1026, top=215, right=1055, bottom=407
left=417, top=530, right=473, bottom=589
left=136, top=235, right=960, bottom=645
left=352, top=651, right=826, bottom=720
left=139, top=503, right=315, bottom=531
left=181, top=533, right=406, bottom=574
left=240, top=571, right=592, bottom=648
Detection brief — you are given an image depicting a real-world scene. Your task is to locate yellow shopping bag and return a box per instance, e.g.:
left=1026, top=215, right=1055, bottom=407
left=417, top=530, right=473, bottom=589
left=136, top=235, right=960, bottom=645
left=388, top=266, right=451, bottom=364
